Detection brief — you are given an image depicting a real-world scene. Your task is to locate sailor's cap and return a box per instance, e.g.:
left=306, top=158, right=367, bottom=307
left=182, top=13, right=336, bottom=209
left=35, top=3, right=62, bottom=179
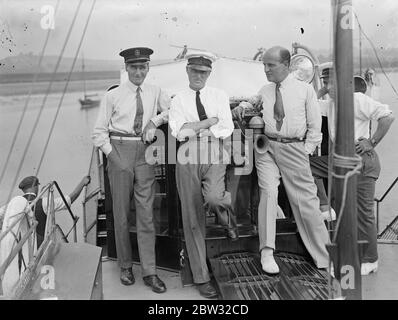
left=354, top=75, right=367, bottom=93
left=119, top=47, right=153, bottom=64
left=320, top=67, right=368, bottom=93
left=18, top=176, right=40, bottom=190
left=320, top=67, right=331, bottom=79
left=186, top=52, right=217, bottom=71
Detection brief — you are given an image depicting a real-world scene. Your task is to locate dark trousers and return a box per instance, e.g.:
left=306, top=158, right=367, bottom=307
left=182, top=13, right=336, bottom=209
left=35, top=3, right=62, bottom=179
left=310, top=150, right=381, bottom=263
left=107, top=139, right=156, bottom=276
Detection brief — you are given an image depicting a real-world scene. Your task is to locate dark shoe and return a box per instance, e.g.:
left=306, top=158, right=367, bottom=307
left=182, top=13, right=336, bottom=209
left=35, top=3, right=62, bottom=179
left=143, top=275, right=167, bottom=293
left=120, top=267, right=135, bottom=286
left=226, top=228, right=239, bottom=241
left=197, top=282, right=218, bottom=299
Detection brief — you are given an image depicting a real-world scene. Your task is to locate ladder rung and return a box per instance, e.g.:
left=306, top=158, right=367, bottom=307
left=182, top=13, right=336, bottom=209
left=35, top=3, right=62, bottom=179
left=97, top=231, right=107, bottom=238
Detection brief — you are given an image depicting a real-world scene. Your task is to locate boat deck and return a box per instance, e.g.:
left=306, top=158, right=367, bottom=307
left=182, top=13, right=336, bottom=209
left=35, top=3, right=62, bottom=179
left=102, top=242, right=398, bottom=300
left=102, top=258, right=206, bottom=300
left=362, top=243, right=398, bottom=300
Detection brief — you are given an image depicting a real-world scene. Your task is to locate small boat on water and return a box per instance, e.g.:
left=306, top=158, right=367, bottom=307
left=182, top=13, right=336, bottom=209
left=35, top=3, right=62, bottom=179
left=78, top=54, right=100, bottom=109
left=79, top=95, right=100, bottom=109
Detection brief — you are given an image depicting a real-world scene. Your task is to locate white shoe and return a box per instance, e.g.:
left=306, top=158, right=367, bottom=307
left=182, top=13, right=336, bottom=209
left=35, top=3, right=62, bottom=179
left=261, top=249, right=280, bottom=275
left=276, top=205, right=286, bottom=219
left=328, top=265, right=335, bottom=278
left=361, top=261, right=378, bottom=276
left=321, top=208, right=336, bottom=222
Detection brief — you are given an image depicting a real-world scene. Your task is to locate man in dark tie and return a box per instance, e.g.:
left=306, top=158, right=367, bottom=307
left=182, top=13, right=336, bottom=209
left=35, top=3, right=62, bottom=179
left=232, top=46, right=330, bottom=275
left=92, top=47, right=170, bottom=293
left=169, top=52, right=236, bottom=298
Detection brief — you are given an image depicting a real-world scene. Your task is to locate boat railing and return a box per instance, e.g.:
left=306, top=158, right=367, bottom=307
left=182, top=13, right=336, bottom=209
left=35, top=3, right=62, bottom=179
left=82, top=147, right=105, bottom=243
left=375, top=176, right=398, bottom=234
left=0, top=181, right=78, bottom=298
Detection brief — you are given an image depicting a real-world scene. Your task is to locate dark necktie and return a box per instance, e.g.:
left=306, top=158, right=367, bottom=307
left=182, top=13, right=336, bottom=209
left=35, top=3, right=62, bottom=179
left=196, top=91, right=208, bottom=121
left=134, top=87, right=144, bottom=135
left=274, top=83, right=285, bottom=131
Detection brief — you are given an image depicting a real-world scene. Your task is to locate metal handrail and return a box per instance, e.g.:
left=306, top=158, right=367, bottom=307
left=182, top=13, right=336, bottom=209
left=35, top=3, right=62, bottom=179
left=375, top=176, right=398, bottom=234
left=82, top=147, right=103, bottom=243
left=0, top=181, right=78, bottom=297
left=52, top=181, right=79, bottom=242
left=0, top=182, right=54, bottom=242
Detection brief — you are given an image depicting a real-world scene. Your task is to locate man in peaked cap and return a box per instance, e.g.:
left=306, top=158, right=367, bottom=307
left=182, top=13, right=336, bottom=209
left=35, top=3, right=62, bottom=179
left=169, top=51, right=236, bottom=299
left=92, top=47, right=170, bottom=293
left=311, top=69, right=394, bottom=276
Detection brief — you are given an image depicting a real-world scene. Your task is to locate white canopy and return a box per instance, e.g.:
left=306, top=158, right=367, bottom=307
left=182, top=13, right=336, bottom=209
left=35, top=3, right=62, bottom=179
left=121, top=55, right=269, bottom=98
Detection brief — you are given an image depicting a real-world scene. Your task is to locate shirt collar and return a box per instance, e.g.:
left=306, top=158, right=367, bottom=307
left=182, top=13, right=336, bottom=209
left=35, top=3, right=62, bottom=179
left=189, top=85, right=207, bottom=94
left=126, top=80, right=145, bottom=93
left=24, top=192, right=37, bottom=197
left=277, top=73, right=292, bottom=88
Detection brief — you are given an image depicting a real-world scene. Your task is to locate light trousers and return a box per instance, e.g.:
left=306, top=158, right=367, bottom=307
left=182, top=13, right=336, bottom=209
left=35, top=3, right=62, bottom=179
left=255, top=141, right=330, bottom=268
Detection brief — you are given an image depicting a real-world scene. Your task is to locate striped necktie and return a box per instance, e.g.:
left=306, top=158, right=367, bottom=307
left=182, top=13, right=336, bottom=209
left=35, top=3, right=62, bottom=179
left=274, top=83, right=285, bottom=131
left=196, top=91, right=208, bottom=121
left=134, top=86, right=144, bottom=135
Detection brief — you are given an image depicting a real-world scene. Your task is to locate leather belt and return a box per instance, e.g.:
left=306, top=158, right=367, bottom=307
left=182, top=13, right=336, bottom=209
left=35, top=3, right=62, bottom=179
left=266, top=135, right=304, bottom=143
left=110, top=132, right=142, bottom=141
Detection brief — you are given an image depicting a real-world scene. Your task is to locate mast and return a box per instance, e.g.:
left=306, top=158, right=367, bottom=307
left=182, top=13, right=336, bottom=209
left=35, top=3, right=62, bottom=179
left=82, top=53, right=87, bottom=99
left=359, top=17, right=362, bottom=75
left=331, top=0, right=362, bottom=299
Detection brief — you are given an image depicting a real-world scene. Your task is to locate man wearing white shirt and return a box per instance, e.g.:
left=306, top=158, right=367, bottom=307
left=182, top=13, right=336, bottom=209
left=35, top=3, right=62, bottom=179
left=232, top=46, right=330, bottom=275
left=92, top=47, right=169, bottom=293
left=0, top=175, right=89, bottom=296
left=311, top=70, right=394, bottom=275
left=169, top=52, right=235, bottom=299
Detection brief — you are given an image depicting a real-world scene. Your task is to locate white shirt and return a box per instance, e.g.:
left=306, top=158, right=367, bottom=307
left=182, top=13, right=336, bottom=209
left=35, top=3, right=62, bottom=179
left=0, top=196, right=32, bottom=296
left=257, top=74, right=322, bottom=154
left=0, top=194, right=72, bottom=231
left=92, top=81, right=170, bottom=155
left=319, top=92, right=392, bottom=142
left=41, top=195, right=71, bottom=214
left=0, top=194, right=72, bottom=295
left=169, top=86, right=234, bottom=141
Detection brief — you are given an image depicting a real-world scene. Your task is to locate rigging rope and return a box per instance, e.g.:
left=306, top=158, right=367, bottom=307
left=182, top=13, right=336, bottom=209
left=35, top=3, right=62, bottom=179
left=0, top=0, right=61, bottom=189
left=354, top=12, right=398, bottom=99
left=330, top=153, right=363, bottom=244
left=4, top=0, right=84, bottom=206
left=35, top=0, right=97, bottom=175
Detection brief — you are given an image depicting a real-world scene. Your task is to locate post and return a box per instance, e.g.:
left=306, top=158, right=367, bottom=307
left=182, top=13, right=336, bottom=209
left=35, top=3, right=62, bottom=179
left=359, top=21, right=362, bottom=76
left=332, top=0, right=362, bottom=299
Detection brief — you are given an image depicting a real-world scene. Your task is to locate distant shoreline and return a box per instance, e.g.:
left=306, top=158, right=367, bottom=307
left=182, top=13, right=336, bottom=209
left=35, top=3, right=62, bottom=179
left=0, top=77, right=119, bottom=96
left=1, top=66, right=397, bottom=84
left=0, top=71, right=120, bottom=84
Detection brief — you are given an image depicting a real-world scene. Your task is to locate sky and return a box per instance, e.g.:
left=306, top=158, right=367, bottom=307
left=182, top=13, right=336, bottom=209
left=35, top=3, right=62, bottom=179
left=1, top=0, right=398, bottom=61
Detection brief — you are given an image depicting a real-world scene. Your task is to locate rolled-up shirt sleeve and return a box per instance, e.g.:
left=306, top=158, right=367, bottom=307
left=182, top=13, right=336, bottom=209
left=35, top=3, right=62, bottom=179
left=356, top=93, right=392, bottom=121
left=42, top=195, right=71, bottom=215
left=209, top=91, right=234, bottom=139
left=92, top=94, right=113, bottom=156
left=304, top=85, right=322, bottom=155
left=151, top=89, right=171, bottom=127
left=169, top=95, right=188, bottom=140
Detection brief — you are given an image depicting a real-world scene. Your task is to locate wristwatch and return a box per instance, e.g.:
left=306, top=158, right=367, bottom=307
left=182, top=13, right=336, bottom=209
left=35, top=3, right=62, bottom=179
left=370, top=137, right=378, bottom=148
